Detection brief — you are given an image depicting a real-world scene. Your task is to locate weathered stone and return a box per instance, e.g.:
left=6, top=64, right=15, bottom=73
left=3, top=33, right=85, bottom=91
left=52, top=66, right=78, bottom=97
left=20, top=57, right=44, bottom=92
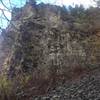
left=0, top=2, right=100, bottom=100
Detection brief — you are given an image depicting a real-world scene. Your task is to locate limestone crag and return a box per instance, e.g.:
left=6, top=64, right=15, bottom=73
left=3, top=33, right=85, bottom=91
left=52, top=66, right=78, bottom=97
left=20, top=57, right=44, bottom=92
left=0, top=3, right=99, bottom=88
left=1, top=3, right=100, bottom=77
left=0, top=3, right=100, bottom=100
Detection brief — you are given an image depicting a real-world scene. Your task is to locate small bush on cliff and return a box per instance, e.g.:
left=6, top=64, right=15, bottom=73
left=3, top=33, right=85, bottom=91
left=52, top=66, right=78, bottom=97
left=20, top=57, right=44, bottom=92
left=0, top=75, right=16, bottom=100
left=0, top=73, right=31, bottom=100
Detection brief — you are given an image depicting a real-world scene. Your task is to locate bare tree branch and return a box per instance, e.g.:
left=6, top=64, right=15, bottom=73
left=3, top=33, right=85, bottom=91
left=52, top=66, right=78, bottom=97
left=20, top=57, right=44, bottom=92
left=0, top=9, right=20, bottom=31
left=0, top=8, right=11, bottom=12
left=0, top=0, right=12, bottom=11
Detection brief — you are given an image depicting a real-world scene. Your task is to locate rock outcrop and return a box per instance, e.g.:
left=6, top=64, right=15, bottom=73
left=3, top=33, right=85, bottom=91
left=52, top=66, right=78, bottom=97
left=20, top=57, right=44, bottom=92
left=2, top=3, right=99, bottom=75
left=0, top=2, right=100, bottom=99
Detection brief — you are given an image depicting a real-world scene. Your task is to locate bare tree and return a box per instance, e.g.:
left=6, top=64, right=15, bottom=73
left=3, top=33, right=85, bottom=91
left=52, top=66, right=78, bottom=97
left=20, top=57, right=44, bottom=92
left=93, top=0, right=100, bottom=7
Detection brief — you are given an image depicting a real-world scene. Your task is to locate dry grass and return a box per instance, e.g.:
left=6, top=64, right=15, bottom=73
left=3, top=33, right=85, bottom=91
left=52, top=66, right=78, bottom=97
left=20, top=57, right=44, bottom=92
left=0, top=65, right=90, bottom=100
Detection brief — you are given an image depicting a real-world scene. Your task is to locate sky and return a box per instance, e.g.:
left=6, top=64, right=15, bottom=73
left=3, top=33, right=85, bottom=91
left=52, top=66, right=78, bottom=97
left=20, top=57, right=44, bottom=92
left=0, top=0, right=96, bottom=29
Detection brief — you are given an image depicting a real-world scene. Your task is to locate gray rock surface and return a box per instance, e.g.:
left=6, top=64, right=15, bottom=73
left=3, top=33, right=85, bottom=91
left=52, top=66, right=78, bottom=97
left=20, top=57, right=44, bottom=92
left=30, top=69, right=100, bottom=100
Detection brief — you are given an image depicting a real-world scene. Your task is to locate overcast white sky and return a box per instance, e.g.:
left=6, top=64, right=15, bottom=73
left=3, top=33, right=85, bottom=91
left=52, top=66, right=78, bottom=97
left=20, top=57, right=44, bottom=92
left=0, top=0, right=96, bottom=28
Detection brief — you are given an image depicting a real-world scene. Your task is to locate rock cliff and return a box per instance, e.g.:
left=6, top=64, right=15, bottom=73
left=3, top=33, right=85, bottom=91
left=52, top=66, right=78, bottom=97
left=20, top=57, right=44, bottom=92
left=0, top=2, right=100, bottom=99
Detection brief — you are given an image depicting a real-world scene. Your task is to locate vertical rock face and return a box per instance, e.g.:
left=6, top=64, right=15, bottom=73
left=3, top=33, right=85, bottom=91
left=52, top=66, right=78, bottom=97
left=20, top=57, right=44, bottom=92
left=1, top=3, right=100, bottom=78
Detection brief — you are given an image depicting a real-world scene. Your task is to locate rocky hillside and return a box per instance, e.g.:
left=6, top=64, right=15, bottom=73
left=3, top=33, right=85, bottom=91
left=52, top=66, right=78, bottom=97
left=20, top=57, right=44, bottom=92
left=0, top=2, right=100, bottom=100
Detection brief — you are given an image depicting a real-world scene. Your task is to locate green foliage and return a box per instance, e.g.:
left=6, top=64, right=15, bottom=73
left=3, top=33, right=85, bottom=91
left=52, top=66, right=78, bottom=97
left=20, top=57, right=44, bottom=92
left=0, top=75, right=15, bottom=100
left=0, top=74, right=31, bottom=100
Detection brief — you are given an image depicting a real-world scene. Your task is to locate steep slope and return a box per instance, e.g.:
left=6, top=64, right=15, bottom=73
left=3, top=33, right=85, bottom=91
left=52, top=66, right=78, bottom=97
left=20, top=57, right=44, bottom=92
left=0, top=2, right=100, bottom=99
left=2, top=3, right=100, bottom=76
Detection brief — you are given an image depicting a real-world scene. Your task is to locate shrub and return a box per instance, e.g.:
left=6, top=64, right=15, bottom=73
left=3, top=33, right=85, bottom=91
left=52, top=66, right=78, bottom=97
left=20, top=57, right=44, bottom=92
left=0, top=75, right=16, bottom=100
